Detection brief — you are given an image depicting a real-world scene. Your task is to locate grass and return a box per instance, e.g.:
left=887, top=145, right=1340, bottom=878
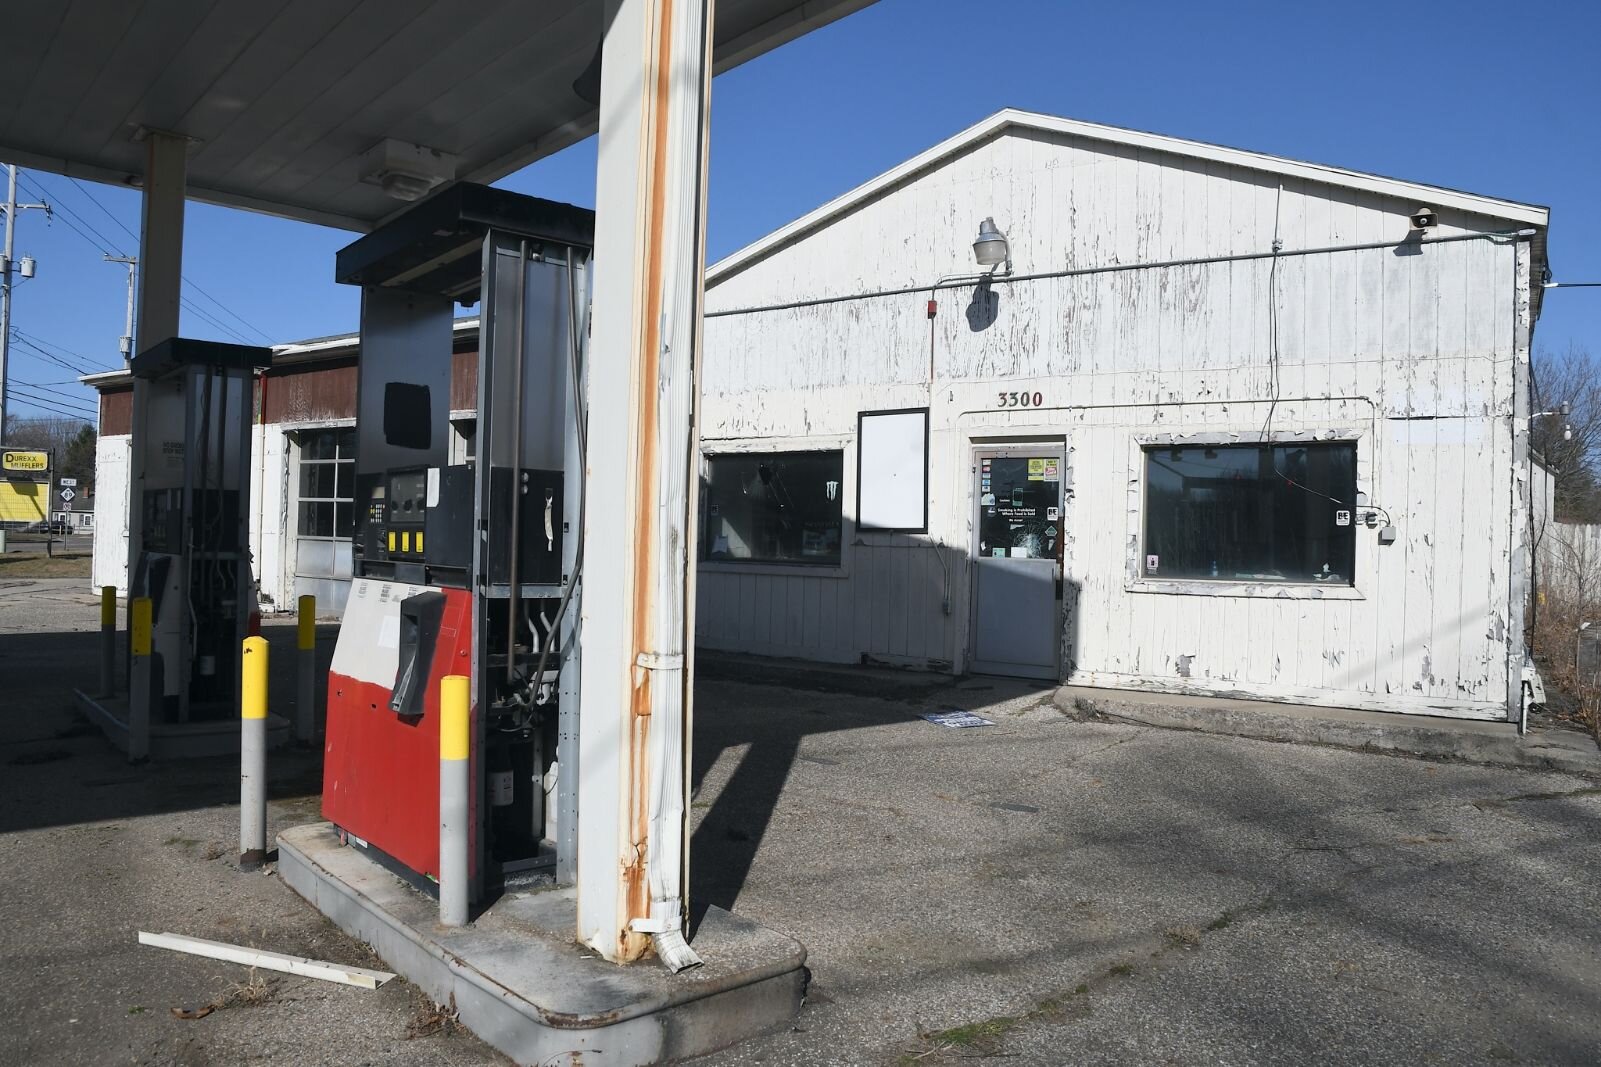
left=902, top=982, right=1101, bottom=1063
left=0, top=550, right=91, bottom=578
left=1165, top=925, right=1202, bottom=947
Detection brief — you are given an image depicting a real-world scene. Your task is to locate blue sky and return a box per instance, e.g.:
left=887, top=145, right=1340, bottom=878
left=6, top=0, right=1598, bottom=424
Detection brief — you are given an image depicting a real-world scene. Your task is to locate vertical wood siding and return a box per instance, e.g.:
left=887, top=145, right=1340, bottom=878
left=696, top=128, right=1528, bottom=718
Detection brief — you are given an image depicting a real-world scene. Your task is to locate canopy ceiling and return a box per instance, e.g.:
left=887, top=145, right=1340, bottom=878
left=0, top=0, right=875, bottom=231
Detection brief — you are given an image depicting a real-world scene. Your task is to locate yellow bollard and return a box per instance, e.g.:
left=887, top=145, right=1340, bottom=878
left=98, top=586, right=117, bottom=697
left=128, top=596, right=153, bottom=762
left=130, top=596, right=152, bottom=657
left=240, top=635, right=268, bottom=870
left=295, top=595, right=316, bottom=744
left=439, top=674, right=471, bottom=926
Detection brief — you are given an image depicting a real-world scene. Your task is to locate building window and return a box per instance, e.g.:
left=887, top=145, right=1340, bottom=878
left=297, top=428, right=356, bottom=539
left=1143, top=442, right=1357, bottom=584
left=702, top=450, right=844, bottom=566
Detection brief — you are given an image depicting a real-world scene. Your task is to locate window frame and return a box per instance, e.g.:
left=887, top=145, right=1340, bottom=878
left=294, top=426, right=358, bottom=542
left=1125, top=429, right=1368, bottom=601
left=697, top=437, right=853, bottom=578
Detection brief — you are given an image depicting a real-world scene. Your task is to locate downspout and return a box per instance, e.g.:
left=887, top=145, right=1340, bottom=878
left=252, top=371, right=268, bottom=608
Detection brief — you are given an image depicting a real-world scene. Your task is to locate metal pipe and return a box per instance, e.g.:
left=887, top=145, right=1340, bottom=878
left=523, top=249, right=589, bottom=709
left=439, top=673, right=471, bottom=926
left=505, top=240, right=529, bottom=685
left=296, top=594, right=316, bottom=744
left=706, top=228, right=1539, bottom=320
left=239, top=634, right=268, bottom=870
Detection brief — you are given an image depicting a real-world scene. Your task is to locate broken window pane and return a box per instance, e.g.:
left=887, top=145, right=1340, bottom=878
left=1143, top=442, right=1357, bottom=584
left=701, top=451, right=844, bottom=566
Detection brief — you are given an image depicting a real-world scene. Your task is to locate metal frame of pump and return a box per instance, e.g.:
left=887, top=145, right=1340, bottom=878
left=321, top=190, right=591, bottom=902
left=128, top=339, right=269, bottom=724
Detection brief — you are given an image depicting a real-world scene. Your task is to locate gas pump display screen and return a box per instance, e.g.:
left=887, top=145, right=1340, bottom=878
left=979, top=456, right=1061, bottom=561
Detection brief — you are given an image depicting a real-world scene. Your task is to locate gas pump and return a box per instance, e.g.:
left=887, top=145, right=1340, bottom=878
left=322, top=185, right=592, bottom=899
left=129, top=338, right=270, bottom=723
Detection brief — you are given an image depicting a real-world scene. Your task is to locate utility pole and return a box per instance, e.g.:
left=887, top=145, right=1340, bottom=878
left=0, top=163, right=52, bottom=442
left=105, top=254, right=138, bottom=364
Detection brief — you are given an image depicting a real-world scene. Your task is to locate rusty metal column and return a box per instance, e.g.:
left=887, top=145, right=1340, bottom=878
left=576, top=0, right=713, bottom=968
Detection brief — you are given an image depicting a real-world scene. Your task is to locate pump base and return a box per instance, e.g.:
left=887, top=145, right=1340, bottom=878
left=278, top=822, right=806, bottom=1066
left=73, top=690, right=291, bottom=760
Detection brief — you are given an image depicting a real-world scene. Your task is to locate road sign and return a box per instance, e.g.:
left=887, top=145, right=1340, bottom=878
left=59, top=487, right=76, bottom=503
left=58, top=477, right=77, bottom=487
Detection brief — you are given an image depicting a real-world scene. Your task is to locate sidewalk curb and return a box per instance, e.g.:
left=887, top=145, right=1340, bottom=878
left=1056, top=687, right=1601, bottom=779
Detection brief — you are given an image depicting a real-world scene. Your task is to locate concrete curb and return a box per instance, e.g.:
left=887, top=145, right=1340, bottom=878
left=1057, top=686, right=1601, bottom=779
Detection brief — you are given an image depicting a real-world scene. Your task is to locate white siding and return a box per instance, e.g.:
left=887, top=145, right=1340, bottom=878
left=90, top=433, right=130, bottom=593
left=697, top=128, right=1530, bottom=719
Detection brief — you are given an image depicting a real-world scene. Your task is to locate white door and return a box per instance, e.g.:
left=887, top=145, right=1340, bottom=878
left=970, top=448, right=1064, bottom=679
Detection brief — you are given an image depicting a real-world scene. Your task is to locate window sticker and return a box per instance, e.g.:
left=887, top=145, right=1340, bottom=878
left=1027, top=458, right=1046, bottom=481
left=1335, top=509, right=1351, bottom=526
left=1146, top=553, right=1159, bottom=572
left=1046, top=506, right=1060, bottom=522
left=992, top=547, right=1007, bottom=557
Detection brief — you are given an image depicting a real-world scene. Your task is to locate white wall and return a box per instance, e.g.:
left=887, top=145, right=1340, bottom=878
left=697, top=127, right=1531, bottom=719
left=90, top=433, right=130, bottom=593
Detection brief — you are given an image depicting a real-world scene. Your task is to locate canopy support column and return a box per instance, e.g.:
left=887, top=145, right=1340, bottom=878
left=576, top=0, right=714, bottom=968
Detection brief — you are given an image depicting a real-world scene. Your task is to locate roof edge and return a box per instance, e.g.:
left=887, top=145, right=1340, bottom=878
left=707, top=108, right=1550, bottom=286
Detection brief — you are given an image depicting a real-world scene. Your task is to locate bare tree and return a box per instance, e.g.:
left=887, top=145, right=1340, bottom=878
left=1531, top=343, right=1601, bottom=522
left=2, top=415, right=92, bottom=463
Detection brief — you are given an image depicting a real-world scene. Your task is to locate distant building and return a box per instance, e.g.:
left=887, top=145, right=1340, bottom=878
left=87, top=110, right=1551, bottom=723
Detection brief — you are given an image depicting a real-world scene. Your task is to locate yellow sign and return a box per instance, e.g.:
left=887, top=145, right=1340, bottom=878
left=2, top=450, right=48, bottom=473
left=1027, top=458, right=1045, bottom=481
left=0, top=482, right=45, bottom=522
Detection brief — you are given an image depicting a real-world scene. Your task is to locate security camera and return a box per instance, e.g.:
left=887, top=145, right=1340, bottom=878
left=1410, top=206, right=1438, bottom=230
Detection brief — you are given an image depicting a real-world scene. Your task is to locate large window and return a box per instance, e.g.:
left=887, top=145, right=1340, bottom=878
left=1143, top=442, right=1356, bottom=585
left=297, top=428, right=356, bottom=539
left=702, top=450, right=844, bottom=566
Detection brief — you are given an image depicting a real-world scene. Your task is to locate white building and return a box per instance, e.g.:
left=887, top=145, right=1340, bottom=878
left=692, top=110, right=1548, bottom=722
left=88, top=110, right=1550, bottom=722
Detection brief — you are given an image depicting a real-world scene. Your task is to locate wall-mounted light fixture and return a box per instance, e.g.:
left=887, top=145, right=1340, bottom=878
left=973, top=217, right=1011, bottom=273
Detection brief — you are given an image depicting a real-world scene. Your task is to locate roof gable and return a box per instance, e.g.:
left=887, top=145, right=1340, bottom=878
left=707, top=108, right=1548, bottom=286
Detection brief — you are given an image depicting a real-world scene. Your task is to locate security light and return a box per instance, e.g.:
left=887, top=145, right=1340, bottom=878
left=973, top=217, right=1010, bottom=270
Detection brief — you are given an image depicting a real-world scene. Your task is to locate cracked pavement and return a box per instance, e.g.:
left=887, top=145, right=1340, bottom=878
left=688, top=678, right=1601, bottom=1066
left=1, top=584, right=1597, bottom=1065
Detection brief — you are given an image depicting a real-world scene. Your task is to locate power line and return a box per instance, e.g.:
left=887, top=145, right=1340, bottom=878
left=18, top=171, right=127, bottom=256
left=21, top=173, right=260, bottom=345
left=12, top=338, right=102, bottom=379
left=9, top=330, right=106, bottom=375
left=59, top=173, right=275, bottom=344
left=15, top=378, right=97, bottom=407
left=13, top=327, right=100, bottom=368
left=9, top=387, right=95, bottom=420
left=12, top=394, right=95, bottom=420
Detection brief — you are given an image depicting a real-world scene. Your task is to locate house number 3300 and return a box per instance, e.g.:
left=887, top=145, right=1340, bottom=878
left=997, top=391, right=1044, bottom=408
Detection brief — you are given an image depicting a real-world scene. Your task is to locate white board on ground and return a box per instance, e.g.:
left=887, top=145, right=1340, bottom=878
left=138, top=930, right=396, bottom=990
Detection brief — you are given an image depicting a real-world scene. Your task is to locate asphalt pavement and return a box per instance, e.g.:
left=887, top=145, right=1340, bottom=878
left=0, top=583, right=1597, bottom=1065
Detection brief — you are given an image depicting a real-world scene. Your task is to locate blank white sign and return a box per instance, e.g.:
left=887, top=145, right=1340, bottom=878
left=858, top=409, right=927, bottom=531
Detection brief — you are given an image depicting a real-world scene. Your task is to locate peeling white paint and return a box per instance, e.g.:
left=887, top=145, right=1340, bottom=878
left=695, top=124, right=1538, bottom=721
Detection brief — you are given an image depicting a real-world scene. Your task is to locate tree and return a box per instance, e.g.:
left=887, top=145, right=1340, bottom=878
left=2, top=415, right=92, bottom=468
left=1531, top=343, right=1601, bottom=523
left=61, top=425, right=96, bottom=494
